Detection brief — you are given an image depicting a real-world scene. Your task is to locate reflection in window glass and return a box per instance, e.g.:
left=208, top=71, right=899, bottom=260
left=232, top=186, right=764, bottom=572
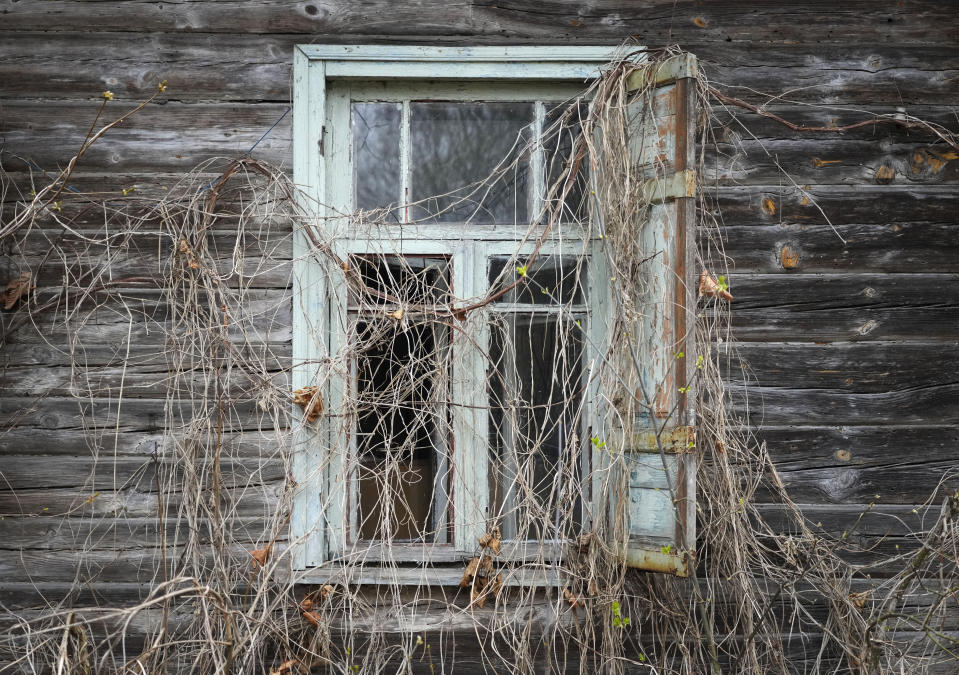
left=488, top=255, right=585, bottom=306
left=410, top=102, right=533, bottom=224
left=489, top=313, right=584, bottom=540
left=352, top=102, right=401, bottom=218
left=544, top=102, right=590, bottom=221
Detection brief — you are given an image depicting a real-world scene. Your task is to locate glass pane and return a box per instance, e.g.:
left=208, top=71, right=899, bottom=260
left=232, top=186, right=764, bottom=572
left=544, top=102, right=590, bottom=221
left=410, top=102, right=533, bottom=224
left=352, top=102, right=401, bottom=218
left=355, top=319, right=450, bottom=542
left=488, top=314, right=584, bottom=540
left=348, top=254, right=451, bottom=306
left=488, top=255, right=585, bottom=305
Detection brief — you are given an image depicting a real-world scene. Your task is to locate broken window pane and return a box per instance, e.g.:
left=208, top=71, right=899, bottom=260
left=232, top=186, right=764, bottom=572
left=354, top=319, right=450, bottom=542
left=350, top=254, right=452, bottom=543
left=488, top=313, right=584, bottom=540
left=348, top=254, right=452, bottom=307
left=410, top=102, right=533, bottom=224
left=352, top=102, right=401, bottom=219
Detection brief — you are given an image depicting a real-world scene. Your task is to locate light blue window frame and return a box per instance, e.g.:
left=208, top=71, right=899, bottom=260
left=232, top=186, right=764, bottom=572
left=291, top=46, right=626, bottom=571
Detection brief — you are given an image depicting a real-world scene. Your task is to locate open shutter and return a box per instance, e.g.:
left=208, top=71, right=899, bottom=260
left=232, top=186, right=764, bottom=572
left=621, top=53, right=698, bottom=576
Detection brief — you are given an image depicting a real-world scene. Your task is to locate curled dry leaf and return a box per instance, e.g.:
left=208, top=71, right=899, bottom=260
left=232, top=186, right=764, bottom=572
left=250, top=543, right=272, bottom=569
left=302, top=610, right=322, bottom=627
left=299, top=597, right=314, bottom=613
left=387, top=308, right=404, bottom=321
left=2, top=272, right=33, bottom=310
left=478, top=528, right=502, bottom=555
left=698, top=270, right=733, bottom=302
left=268, top=659, right=299, bottom=675
left=849, top=589, right=872, bottom=610
left=459, top=557, right=481, bottom=587
left=319, top=584, right=335, bottom=601
left=563, top=588, right=581, bottom=609
left=293, top=386, right=324, bottom=424
left=460, top=556, right=500, bottom=607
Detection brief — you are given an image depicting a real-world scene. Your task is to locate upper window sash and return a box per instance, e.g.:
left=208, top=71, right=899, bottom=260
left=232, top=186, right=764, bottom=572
left=294, top=46, right=630, bottom=231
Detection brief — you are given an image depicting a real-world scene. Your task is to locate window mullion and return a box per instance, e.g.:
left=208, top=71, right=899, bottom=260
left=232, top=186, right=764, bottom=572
left=400, top=100, right=411, bottom=223
left=450, top=242, right=489, bottom=552
left=531, top=101, right=545, bottom=223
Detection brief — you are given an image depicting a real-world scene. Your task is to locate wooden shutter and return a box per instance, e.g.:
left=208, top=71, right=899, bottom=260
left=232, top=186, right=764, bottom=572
left=621, top=53, right=698, bottom=576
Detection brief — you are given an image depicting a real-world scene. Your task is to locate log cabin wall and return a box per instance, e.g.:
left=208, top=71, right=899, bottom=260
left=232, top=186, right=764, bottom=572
left=1, top=1, right=957, bottom=672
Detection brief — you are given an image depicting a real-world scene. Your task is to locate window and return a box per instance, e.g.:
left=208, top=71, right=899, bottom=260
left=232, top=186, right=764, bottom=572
left=291, top=47, right=697, bottom=579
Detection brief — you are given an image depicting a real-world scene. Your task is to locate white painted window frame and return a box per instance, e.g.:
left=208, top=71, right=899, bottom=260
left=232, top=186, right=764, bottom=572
left=291, top=46, right=631, bottom=573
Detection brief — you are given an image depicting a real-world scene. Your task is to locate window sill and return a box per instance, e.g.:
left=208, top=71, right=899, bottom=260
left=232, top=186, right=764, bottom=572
left=294, top=563, right=564, bottom=588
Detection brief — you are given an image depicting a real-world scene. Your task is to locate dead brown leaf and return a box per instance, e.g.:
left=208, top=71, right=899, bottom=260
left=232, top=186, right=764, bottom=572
left=293, top=386, right=324, bottom=423
left=698, top=270, right=733, bottom=302
left=302, top=610, right=322, bottom=627
left=2, top=272, right=32, bottom=310
left=268, top=659, right=299, bottom=675
left=299, top=597, right=314, bottom=613
left=319, top=584, right=335, bottom=601
left=563, top=588, right=581, bottom=609
left=849, top=589, right=871, bottom=610
left=387, top=308, right=404, bottom=321
left=461, top=556, right=500, bottom=607
left=459, top=557, right=480, bottom=587
left=250, top=543, right=273, bottom=569
left=478, top=528, right=501, bottom=555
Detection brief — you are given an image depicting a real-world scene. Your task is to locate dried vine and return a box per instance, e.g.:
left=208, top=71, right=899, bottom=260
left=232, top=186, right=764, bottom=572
left=0, top=47, right=957, bottom=675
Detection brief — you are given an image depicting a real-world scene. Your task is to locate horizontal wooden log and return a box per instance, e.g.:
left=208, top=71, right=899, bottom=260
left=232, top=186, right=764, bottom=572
left=0, top=546, right=252, bottom=584
left=0, top=428, right=288, bottom=457
left=1, top=287, right=292, bottom=349
left=727, top=382, right=959, bottom=427
left=731, top=305, right=959, bottom=343
left=0, top=364, right=292, bottom=399
left=718, top=224, right=959, bottom=274
left=712, top=184, right=959, bottom=226
left=0, top=339, right=291, bottom=370
left=0, top=397, right=287, bottom=432
left=755, top=503, right=956, bottom=575
left=759, top=455, right=957, bottom=505
left=726, top=273, right=959, bottom=312
left=0, top=515, right=280, bottom=551
left=758, top=425, right=959, bottom=474
left=724, top=342, right=959, bottom=393
left=0, top=454, right=287, bottom=492
left=2, top=224, right=294, bottom=259
left=0, top=483, right=282, bottom=519
left=0, top=101, right=291, bottom=174
left=5, top=252, right=293, bottom=291
left=2, top=2, right=956, bottom=45
left=708, top=103, right=959, bottom=143
left=706, top=138, right=959, bottom=186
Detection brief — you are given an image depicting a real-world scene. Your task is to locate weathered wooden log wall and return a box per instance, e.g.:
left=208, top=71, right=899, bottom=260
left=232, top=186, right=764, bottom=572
left=1, top=1, right=958, bottom=671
